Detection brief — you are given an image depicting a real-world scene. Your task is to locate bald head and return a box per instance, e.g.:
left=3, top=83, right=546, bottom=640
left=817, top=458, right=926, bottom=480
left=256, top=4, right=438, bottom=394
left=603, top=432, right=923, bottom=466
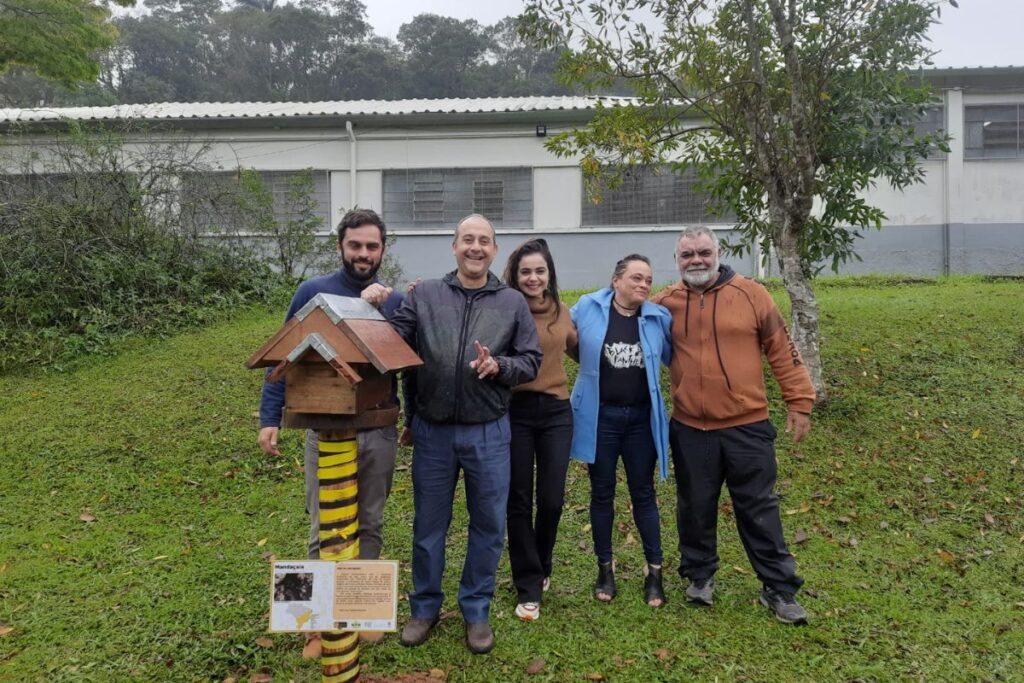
left=454, top=213, right=496, bottom=244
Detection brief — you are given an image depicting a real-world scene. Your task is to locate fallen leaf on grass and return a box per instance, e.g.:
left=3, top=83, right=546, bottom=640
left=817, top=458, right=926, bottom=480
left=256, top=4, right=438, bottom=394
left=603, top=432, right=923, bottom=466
left=80, top=513, right=96, bottom=523
left=250, top=672, right=272, bottom=683
left=582, top=523, right=592, bottom=533
left=0, top=563, right=7, bottom=573
left=151, top=555, right=168, bottom=561
left=1015, top=602, right=1024, bottom=610
left=429, top=668, right=446, bottom=679
left=922, top=476, right=935, bottom=484
left=845, top=537, right=859, bottom=548
left=793, top=530, right=809, bottom=545
left=260, top=551, right=276, bottom=561
left=624, top=532, right=637, bottom=545
left=731, top=565, right=749, bottom=575
left=255, top=637, right=273, bottom=648
left=785, top=502, right=811, bottom=515
left=525, top=658, right=545, bottom=675
left=837, top=516, right=851, bottom=525
left=971, top=428, right=982, bottom=439
left=654, top=648, right=671, bottom=661
left=0, top=625, right=14, bottom=637
left=256, top=538, right=268, bottom=547
left=586, top=674, right=606, bottom=681
left=937, top=549, right=956, bottom=563
left=984, top=513, right=996, bottom=525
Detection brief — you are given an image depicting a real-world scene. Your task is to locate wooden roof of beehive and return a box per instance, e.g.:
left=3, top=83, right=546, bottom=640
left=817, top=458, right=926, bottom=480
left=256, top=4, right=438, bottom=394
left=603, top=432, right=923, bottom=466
left=246, top=294, right=422, bottom=374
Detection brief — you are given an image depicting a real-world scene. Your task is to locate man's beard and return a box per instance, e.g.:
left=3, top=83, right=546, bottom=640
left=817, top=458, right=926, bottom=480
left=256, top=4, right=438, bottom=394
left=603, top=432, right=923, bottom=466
left=681, top=258, right=719, bottom=286
left=342, top=256, right=380, bottom=282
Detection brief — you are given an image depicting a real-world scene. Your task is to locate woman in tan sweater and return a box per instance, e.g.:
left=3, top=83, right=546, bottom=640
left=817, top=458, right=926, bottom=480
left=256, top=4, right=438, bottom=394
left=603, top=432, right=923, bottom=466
left=502, top=238, right=578, bottom=623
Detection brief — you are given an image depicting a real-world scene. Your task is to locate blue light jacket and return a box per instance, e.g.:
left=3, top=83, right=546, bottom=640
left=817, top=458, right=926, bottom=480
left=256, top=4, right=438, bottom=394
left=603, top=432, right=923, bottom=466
left=569, top=287, right=673, bottom=479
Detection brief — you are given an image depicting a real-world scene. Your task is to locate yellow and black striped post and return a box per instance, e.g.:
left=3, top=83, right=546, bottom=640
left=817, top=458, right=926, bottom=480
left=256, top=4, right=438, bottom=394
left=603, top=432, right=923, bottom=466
left=317, top=430, right=360, bottom=683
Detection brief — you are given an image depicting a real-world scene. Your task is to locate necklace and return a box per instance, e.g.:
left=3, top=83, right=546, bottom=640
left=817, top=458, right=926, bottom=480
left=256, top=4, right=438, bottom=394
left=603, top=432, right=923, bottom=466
left=612, top=297, right=639, bottom=317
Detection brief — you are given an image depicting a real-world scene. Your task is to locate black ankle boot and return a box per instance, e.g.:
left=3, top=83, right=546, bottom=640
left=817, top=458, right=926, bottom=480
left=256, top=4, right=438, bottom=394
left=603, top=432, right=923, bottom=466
left=644, top=565, right=666, bottom=607
left=594, top=561, right=616, bottom=601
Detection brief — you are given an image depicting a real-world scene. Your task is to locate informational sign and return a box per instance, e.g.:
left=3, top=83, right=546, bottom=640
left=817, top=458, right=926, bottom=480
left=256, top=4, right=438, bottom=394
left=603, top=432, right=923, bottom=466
left=269, top=560, right=398, bottom=632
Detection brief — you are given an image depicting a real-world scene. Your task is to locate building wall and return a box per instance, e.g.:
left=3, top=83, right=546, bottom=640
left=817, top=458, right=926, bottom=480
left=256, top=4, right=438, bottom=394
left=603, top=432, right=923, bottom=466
left=3, top=88, right=1023, bottom=288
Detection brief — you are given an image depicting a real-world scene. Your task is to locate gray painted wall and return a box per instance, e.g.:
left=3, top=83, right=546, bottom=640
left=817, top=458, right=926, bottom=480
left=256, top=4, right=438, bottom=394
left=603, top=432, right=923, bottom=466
left=388, top=223, right=1024, bottom=290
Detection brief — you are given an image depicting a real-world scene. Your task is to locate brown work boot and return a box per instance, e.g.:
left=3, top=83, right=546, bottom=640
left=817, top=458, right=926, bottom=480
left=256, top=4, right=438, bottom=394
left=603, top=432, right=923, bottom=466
left=400, top=617, right=438, bottom=647
left=465, top=621, right=494, bottom=655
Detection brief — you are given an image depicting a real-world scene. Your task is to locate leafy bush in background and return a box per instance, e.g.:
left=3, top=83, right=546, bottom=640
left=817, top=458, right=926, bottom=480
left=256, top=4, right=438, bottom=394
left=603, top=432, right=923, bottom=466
left=0, top=122, right=291, bottom=372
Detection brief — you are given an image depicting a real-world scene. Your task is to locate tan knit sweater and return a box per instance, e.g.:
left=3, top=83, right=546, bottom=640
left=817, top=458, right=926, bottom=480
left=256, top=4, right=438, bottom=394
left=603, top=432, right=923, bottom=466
left=513, top=297, right=577, bottom=399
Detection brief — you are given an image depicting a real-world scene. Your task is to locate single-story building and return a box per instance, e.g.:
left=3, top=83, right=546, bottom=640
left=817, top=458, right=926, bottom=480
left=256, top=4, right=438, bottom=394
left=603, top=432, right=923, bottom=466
left=2, top=66, right=1022, bottom=287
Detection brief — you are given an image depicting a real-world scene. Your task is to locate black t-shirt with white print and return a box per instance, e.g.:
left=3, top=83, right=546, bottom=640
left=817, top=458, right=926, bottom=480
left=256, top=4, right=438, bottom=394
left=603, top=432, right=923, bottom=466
left=598, top=306, right=649, bottom=406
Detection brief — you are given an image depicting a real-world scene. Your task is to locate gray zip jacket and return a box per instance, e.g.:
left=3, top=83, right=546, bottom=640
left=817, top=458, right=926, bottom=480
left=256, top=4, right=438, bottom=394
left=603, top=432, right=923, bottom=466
left=389, top=270, right=542, bottom=424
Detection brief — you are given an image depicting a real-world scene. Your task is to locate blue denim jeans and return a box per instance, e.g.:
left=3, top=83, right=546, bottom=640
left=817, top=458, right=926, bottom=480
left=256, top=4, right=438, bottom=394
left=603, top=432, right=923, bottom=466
left=588, top=403, right=663, bottom=565
left=408, top=414, right=511, bottom=624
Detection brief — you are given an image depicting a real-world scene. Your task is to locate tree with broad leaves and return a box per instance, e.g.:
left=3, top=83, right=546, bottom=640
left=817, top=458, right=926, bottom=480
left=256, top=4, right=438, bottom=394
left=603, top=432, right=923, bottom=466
left=520, top=0, right=953, bottom=402
left=0, top=0, right=134, bottom=86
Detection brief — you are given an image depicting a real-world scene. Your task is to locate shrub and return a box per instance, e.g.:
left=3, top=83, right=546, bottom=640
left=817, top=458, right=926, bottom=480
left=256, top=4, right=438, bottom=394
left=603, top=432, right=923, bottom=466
left=0, top=122, right=288, bottom=372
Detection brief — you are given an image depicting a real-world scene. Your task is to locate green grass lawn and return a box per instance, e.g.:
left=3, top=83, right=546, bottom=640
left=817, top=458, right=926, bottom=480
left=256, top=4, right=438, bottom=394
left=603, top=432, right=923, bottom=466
left=2, top=277, right=1023, bottom=682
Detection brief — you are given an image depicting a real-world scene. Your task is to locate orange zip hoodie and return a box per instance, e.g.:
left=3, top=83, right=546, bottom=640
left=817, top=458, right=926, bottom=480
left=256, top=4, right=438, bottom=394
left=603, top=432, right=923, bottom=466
left=651, top=266, right=815, bottom=430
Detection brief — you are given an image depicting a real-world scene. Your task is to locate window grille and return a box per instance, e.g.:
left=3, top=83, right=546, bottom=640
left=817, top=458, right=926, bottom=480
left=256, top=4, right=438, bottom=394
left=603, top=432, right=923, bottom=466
left=384, top=168, right=532, bottom=228
left=914, top=107, right=947, bottom=159
left=473, top=180, right=504, bottom=222
left=965, top=105, right=1023, bottom=159
left=582, top=166, right=731, bottom=227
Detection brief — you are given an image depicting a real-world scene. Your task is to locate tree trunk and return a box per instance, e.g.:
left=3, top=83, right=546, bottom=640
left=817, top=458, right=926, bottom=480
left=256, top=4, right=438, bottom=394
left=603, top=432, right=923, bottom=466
left=777, top=219, right=828, bottom=403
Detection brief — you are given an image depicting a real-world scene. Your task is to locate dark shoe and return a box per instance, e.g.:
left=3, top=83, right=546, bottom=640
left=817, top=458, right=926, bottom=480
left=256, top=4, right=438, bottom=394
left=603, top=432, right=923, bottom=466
left=685, top=578, right=715, bottom=606
left=643, top=565, right=666, bottom=607
left=759, top=586, right=808, bottom=624
left=465, top=621, right=495, bottom=654
left=594, top=561, right=616, bottom=602
left=400, top=617, right=438, bottom=647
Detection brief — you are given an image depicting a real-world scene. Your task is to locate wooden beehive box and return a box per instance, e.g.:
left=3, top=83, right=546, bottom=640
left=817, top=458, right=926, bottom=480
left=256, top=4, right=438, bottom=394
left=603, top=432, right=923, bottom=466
left=246, top=294, right=422, bottom=428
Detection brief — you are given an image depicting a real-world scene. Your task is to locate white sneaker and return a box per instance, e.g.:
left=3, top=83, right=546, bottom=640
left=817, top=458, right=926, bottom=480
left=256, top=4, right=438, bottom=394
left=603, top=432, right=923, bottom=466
left=542, top=577, right=551, bottom=592
left=515, top=601, right=540, bottom=622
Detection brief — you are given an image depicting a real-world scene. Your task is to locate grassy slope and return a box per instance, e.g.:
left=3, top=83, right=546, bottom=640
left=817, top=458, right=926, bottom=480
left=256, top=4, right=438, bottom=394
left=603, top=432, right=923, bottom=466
left=1, top=278, right=1022, bottom=682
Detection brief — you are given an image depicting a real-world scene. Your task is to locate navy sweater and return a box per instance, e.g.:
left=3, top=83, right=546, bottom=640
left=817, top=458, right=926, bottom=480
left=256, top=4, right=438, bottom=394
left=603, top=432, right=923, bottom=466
left=258, top=269, right=403, bottom=428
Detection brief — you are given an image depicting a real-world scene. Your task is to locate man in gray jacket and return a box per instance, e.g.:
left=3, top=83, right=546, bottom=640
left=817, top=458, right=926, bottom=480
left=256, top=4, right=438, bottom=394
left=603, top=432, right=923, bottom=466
left=378, top=214, right=541, bottom=654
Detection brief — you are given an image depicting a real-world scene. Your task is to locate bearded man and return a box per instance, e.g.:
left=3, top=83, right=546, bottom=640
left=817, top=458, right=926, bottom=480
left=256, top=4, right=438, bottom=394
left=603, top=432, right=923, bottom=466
left=652, top=226, right=816, bottom=624
left=258, top=208, right=402, bottom=653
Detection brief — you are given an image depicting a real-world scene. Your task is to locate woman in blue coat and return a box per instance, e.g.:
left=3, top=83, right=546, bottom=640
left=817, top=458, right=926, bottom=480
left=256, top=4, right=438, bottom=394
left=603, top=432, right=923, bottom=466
left=570, top=254, right=672, bottom=607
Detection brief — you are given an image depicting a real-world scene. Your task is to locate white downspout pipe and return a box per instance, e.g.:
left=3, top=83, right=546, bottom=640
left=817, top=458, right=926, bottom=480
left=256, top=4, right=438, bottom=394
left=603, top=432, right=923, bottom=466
left=346, top=120, right=357, bottom=210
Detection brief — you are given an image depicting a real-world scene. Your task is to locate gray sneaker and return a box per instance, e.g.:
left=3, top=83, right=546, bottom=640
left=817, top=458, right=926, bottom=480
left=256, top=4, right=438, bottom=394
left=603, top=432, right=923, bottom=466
left=465, top=621, right=495, bottom=654
left=685, top=578, right=715, bottom=606
left=400, top=617, right=438, bottom=647
left=759, top=586, right=808, bottom=624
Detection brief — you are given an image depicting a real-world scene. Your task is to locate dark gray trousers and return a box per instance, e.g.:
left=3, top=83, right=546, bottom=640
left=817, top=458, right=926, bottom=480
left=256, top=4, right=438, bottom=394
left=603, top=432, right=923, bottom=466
left=669, top=418, right=803, bottom=594
left=304, top=426, right=398, bottom=560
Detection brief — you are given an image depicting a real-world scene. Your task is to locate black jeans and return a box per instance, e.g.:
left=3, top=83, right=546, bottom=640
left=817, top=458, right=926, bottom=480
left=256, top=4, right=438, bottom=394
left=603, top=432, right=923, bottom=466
left=670, top=418, right=803, bottom=594
left=589, top=403, right=663, bottom=566
left=507, top=392, right=573, bottom=603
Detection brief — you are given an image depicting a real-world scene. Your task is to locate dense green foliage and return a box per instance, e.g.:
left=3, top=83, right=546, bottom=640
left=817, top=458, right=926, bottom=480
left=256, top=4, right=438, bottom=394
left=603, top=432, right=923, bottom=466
left=0, top=0, right=132, bottom=86
left=1, top=278, right=1021, bottom=681
left=0, top=2, right=572, bottom=107
left=0, top=125, right=291, bottom=371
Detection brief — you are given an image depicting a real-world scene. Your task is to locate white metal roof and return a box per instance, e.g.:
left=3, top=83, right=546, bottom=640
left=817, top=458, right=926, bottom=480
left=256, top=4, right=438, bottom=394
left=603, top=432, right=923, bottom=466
left=0, top=96, right=635, bottom=124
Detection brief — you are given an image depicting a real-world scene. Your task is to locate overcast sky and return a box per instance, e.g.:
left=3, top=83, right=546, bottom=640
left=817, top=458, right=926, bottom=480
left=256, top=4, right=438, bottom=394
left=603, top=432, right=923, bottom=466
left=362, top=0, right=1023, bottom=68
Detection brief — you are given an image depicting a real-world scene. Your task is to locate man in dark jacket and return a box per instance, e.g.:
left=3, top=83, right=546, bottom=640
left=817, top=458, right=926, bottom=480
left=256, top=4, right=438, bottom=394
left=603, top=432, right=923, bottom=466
left=383, top=214, right=541, bottom=654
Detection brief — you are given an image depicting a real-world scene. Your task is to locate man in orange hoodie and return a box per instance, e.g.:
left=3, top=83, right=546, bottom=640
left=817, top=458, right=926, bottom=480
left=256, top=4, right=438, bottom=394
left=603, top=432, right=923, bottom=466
left=652, top=226, right=815, bottom=624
